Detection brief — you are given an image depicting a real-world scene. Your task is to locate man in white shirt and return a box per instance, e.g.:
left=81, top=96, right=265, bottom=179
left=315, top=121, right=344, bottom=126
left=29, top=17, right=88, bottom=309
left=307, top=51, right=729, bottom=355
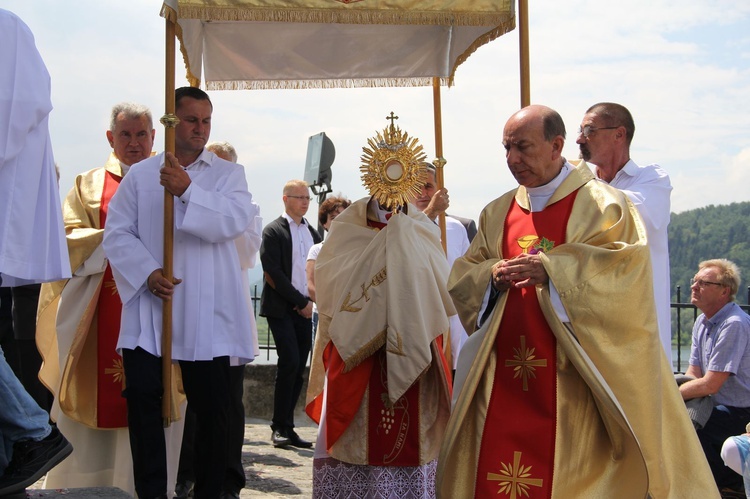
left=103, top=87, right=259, bottom=499
left=576, top=102, right=673, bottom=366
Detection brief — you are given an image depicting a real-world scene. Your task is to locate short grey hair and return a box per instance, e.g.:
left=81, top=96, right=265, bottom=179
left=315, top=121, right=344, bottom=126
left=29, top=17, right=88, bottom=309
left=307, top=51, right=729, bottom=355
left=206, top=141, right=238, bottom=163
left=109, top=102, right=153, bottom=132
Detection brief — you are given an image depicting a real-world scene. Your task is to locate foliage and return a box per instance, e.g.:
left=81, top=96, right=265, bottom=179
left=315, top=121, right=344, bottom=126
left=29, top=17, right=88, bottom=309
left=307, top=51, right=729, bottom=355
left=669, top=201, right=750, bottom=348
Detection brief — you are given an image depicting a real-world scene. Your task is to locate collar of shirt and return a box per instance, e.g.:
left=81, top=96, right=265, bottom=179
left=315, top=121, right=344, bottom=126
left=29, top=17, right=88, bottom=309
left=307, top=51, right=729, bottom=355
left=180, top=148, right=212, bottom=171
left=609, top=159, right=637, bottom=184
left=282, top=211, right=307, bottom=228
left=703, top=302, right=739, bottom=328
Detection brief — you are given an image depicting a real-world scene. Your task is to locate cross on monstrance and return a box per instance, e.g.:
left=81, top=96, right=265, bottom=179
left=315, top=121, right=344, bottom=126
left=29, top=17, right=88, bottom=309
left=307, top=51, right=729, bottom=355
left=386, top=111, right=399, bottom=132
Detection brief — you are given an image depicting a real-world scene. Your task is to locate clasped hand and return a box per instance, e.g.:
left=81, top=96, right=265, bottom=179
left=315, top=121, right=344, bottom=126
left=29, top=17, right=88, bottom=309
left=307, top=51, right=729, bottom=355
left=491, top=254, right=549, bottom=290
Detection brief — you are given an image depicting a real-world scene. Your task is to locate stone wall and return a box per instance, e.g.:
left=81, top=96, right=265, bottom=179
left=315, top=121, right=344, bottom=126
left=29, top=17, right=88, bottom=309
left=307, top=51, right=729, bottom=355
left=241, top=363, right=315, bottom=426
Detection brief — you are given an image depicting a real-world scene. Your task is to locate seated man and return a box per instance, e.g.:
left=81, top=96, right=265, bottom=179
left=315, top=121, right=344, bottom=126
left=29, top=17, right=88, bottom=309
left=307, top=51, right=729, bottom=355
left=679, top=258, right=750, bottom=496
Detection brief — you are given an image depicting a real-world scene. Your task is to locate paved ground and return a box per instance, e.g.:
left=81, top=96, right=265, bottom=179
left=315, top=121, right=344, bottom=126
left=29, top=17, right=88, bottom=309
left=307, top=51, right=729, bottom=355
left=25, top=419, right=317, bottom=498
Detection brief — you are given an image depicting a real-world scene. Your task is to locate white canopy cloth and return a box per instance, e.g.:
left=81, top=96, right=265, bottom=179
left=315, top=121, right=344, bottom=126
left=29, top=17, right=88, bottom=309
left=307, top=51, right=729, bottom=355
left=161, top=0, right=515, bottom=89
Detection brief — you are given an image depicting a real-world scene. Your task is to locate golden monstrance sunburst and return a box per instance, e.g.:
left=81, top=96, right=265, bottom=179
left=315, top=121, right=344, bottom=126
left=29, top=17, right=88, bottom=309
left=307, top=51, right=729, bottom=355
left=360, top=112, right=426, bottom=211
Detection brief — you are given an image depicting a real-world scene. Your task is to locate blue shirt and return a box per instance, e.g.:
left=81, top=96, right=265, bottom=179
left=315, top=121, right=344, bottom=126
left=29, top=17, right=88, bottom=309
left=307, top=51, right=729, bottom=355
left=688, top=302, right=750, bottom=407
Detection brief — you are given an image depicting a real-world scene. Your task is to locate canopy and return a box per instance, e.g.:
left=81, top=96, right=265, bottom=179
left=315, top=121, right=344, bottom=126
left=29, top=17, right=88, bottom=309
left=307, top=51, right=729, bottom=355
left=161, top=0, right=515, bottom=90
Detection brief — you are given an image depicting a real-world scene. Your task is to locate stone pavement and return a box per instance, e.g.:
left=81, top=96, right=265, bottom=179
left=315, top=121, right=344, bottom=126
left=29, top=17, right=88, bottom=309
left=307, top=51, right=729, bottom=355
left=25, top=419, right=317, bottom=498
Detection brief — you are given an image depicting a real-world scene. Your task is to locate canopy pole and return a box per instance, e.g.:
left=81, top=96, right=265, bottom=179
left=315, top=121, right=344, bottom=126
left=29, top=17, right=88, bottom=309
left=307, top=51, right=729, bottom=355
left=431, top=78, right=447, bottom=255
left=160, top=16, right=177, bottom=427
left=432, top=77, right=452, bottom=369
left=518, top=0, right=531, bottom=107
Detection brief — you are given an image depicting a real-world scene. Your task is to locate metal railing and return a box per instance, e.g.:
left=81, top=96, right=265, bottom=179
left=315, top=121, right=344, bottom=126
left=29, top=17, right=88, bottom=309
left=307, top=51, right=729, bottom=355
left=250, top=283, right=750, bottom=368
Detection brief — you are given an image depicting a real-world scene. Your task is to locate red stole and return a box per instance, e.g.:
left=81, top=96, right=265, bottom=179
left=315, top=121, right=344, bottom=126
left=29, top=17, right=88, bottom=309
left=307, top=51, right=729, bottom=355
left=95, top=171, right=126, bottom=428
left=474, top=191, right=577, bottom=498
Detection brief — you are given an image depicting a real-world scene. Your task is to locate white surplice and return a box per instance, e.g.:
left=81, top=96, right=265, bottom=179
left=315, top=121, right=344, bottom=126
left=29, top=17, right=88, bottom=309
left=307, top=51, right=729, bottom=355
left=103, top=150, right=258, bottom=362
left=0, top=9, right=69, bottom=286
left=597, top=159, right=673, bottom=365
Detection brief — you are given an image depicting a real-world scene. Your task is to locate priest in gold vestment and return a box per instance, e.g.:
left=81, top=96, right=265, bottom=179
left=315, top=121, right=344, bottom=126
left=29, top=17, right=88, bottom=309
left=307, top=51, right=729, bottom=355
left=36, top=103, right=185, bottom=495
left=437, top=105, right=718, bottom=499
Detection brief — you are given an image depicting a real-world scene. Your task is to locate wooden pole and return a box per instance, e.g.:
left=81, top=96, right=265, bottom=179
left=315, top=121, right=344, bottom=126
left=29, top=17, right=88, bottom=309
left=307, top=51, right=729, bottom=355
left=431, top=77, right=447, bottom=255
left=518, top=0, right=531, bottom=107
left=161, top=16, right=177, bottom=427
left=431, top=77, right=451, bottom=368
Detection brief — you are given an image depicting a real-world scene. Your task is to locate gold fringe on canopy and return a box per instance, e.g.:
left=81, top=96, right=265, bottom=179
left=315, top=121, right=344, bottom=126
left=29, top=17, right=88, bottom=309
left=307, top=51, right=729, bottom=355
left=168, top=0, right=512, bottom=27
left=161, top=0, right=515, bottom=89
left=206, top=77, right=450, bottom=91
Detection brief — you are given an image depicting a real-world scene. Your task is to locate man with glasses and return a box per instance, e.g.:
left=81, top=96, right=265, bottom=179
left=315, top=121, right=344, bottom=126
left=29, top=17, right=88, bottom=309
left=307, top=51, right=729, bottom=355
left=680, top=259, right=750, bottom=496
left=260, top=180, right=321, bottom=449
left=576, top=102, right=674, bottom=366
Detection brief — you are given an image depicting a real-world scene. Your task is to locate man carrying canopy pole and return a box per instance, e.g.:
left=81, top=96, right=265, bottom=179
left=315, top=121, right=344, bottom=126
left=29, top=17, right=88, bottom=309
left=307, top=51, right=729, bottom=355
left=103, top=86, right=259, bottom=499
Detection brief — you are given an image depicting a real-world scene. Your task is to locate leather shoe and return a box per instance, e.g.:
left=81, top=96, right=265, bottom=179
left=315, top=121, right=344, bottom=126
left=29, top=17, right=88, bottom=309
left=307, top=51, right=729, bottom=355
left=219, top=491, right=241, bottom=499
left=174, top=479, right=194, bottom=498
left=287, top=429, right=313, bottom=449
left=271, top=429, right=291, bottom=448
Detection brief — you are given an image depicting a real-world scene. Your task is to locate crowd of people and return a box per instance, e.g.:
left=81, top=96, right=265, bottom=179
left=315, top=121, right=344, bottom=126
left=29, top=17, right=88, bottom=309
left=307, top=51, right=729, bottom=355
left=2, top=6, right=750, bottom=499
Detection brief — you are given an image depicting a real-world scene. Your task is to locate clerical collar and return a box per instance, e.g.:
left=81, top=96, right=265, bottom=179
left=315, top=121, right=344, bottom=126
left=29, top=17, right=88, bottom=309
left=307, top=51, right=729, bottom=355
left=119, top=160, right=131, bottom=177
left=526, top=161, right=572, bottom=211
left=367, top=197, right=400, bottom=223
left=527, top=161, right=571, bottom=197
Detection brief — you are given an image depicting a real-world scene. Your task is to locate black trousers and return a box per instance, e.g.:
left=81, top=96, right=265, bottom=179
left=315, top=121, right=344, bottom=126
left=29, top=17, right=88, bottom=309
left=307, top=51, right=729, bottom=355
left=122, top=347, right=231, bottom=499
left=177, top=364, right=246, bottom=494
left=267, top=313, right=312, bottom=433
left=0, top=285, right=51, bottom=413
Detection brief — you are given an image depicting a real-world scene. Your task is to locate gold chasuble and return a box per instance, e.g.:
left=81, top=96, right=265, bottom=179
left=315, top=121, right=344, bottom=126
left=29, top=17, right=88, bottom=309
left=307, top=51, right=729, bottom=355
left=38, top=154, right=183, bottom=429
left=437, top=163, right=718, bottom=499
left=475, top=191, right=576, bottom=498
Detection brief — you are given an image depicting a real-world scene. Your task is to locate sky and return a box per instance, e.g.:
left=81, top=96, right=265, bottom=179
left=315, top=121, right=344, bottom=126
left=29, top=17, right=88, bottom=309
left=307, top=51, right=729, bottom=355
left=3, top=0, right=750, bottom=229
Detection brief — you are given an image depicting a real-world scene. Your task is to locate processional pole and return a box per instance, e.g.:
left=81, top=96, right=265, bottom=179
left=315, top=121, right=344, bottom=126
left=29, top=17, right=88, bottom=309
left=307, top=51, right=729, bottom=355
left=431, top=77, right=447, bottom=255
left=432, top=76, right=451, bottom=367
left=518, top=0, right=531, bottom=107
left=160, top=15, right=178, bottom=427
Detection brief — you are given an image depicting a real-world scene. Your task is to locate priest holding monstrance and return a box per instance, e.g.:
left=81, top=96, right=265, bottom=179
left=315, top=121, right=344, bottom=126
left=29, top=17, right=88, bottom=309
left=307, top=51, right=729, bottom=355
left=306, top=115, right=455, bottom=497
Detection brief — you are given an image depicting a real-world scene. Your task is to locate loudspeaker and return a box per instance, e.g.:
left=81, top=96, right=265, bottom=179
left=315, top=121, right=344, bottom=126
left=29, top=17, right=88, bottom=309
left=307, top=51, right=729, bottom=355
left=304, top=132, right=335, bottom=195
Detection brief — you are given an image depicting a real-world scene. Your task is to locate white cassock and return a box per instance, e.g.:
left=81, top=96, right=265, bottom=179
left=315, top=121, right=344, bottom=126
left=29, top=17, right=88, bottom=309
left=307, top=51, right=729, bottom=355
left=234, top=210, right=263, bottom=362
left=103, top=150, right=258, bottom=362
left=597, top=159, right=673, bottom=365
left=444, top=216, right=470, bottom=370
left=0, top=9, right=69, bottom=286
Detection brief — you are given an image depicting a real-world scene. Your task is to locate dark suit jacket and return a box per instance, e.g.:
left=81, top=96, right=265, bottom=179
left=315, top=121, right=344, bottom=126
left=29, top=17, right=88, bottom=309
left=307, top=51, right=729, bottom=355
left=447, top=213, right=477, bottom=243
left=259, top=215, right=321, bottom=318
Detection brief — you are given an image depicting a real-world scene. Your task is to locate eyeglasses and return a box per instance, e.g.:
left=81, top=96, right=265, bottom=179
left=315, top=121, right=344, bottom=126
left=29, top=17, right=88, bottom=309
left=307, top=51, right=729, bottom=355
left=287, top=195, right=312, bottom=201
left=690, top=278, right=724, bottom=288
left=577, top=125, right=619, bottom=138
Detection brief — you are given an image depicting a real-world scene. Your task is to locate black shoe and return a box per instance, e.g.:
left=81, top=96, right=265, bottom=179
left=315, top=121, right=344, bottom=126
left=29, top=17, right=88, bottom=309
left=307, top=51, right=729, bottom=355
left=287, top=429, right=313, bottom=449
left=271, top=429, right=291, bottom=448
left=174, top=479, right=195, bottom=498
left=0, top=426, right=73, bottom=496
left=219, top=491, right=240, bottom=499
